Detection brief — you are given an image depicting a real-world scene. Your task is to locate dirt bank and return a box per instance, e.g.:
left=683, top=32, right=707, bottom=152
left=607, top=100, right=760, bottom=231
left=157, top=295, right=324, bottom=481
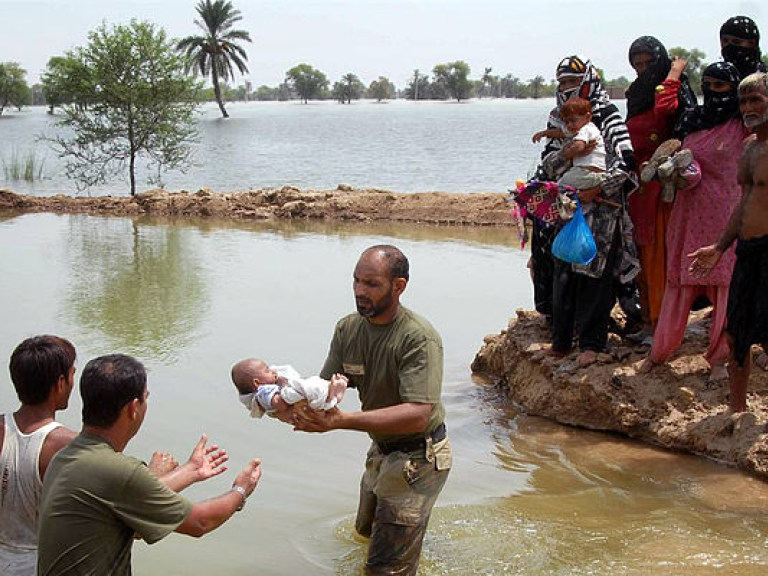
left=0, top=186, right=514, bottom=226
left=472, top=309, right=768, bottom=480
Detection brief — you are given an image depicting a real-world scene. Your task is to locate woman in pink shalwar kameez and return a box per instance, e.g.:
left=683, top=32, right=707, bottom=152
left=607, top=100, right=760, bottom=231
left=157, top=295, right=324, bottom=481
left=644, top=61, right=748, bottom=379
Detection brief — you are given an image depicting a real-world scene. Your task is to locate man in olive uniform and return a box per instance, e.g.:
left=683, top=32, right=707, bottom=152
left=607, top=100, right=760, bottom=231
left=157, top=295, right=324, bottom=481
left=37, top=354, right=262, bottom=576
left=294, top=244, right=451, bottom=575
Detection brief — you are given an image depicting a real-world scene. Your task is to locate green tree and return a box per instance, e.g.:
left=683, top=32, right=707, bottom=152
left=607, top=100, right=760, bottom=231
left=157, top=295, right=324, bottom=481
left=432, top=61, right=472, bottom=101
left=527, top=75, right=546, bottom=99
left=254, top=85, right=277, bottom=100
left=670, top=47, right=707, bottom=95
left=176, top=0, right=252, bottom=118
left=41, top=55, right=94, bottom=114
left=0, top=62, right=30, bottom=115
left=49, top=20, right=200, bottom=195
left=405, top=69, right=429, bottom=100
left=605, top=75, right=631, bottom=90
left=499, top=73, right=522, bottom=98
left=332, top=73, right=364, bottom=104
left=31, top=84, right=46, bottom=106
left=368, top=76, right=394, bottom=102
left=479, top=67, right=496, bottom=98
left=285, top=63, right=328, bottom=103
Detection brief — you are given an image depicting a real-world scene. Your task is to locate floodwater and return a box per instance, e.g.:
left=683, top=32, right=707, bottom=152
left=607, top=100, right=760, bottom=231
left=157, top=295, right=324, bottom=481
left=0, top=99, right=551, bottom=196
left=2, top=212, right=768, bottom=575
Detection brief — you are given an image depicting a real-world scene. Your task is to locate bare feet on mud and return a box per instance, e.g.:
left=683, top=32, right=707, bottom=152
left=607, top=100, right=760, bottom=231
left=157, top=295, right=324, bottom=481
left=709, top=364, right=729, bottom=384
left=637, top=357, right=655, bottom=374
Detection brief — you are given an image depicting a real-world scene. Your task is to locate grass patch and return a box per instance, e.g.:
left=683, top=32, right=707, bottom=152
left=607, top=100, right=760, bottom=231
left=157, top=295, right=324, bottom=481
left=2, top=147, right=46, bottom=182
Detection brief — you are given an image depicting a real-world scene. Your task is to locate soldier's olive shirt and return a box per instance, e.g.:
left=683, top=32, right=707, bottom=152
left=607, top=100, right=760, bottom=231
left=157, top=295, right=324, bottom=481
left=37, top=433, right=192, bottom=576
left=320, top=306, right=446, bottom=443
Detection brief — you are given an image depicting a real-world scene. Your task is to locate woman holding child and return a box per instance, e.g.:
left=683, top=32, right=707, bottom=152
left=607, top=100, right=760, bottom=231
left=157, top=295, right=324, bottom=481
left=533, top=55, right=639, bottom=365
left=624, top=36, right=696, bottom=339
left=641, top=61, right=748, bottom=380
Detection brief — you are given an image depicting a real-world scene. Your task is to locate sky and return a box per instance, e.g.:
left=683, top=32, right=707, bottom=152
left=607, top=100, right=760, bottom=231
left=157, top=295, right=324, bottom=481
left=0, top=0, right=765, bottom=89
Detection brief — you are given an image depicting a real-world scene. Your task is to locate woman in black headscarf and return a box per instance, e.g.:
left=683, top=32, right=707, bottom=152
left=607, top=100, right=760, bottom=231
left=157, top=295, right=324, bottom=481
left=624, top=36, right=696, bottom=338
left=641, top=61, right=748, bottom=381
left=720, top=15, right=766, bottom=80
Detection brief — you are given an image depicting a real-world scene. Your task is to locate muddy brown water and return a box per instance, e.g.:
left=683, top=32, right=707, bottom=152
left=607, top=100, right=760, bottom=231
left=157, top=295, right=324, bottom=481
left=2, top=212, right=768, bottom=575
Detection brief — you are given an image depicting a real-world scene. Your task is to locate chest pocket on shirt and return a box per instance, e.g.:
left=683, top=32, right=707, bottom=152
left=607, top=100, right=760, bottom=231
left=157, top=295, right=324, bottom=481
left=343, top=362, right=365, bottom=387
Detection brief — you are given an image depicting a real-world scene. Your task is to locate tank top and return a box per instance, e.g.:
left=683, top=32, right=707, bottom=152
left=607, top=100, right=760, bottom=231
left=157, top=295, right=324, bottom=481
left=0, top=414, right=62, bottom=569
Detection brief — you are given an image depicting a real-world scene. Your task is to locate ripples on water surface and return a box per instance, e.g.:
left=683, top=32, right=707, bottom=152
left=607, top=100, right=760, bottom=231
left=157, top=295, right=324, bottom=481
left=0, top=99, right=552, bottom=196
left=2, top=133, right=768, bottom=573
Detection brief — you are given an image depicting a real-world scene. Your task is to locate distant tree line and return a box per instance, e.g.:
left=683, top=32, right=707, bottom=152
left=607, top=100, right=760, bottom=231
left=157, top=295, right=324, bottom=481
left=3, top=0, right=765, bottom=196
left=9, top=48, right=755, bottom=117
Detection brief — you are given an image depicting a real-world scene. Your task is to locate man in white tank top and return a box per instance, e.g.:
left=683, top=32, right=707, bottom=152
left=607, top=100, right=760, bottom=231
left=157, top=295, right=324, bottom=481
left=0, top=336, right=77, bottom=576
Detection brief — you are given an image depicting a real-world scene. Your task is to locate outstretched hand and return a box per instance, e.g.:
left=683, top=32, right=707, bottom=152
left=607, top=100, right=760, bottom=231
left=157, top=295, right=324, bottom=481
left=233, top=458, right=262, bottom=499
left=185, top=434, right=228, bottom=482
left=688, top=245, right=722, bottom=278
left=148, top=451, right=179, bottom=476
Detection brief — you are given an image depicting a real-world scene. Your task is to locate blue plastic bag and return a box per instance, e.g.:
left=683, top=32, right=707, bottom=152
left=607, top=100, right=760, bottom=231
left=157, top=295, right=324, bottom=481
left=551, top=200, right=597, bottom=265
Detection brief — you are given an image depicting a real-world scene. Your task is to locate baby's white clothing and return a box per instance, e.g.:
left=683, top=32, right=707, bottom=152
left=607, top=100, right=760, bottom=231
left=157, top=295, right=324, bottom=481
left=238, top=365, right=341, bottom=418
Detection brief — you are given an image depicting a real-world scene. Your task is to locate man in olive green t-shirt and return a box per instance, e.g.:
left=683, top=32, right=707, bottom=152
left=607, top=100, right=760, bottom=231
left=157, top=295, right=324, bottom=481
left=38, top=354, right=262, bottom=576
left=293, top=245, right=452, bottom=576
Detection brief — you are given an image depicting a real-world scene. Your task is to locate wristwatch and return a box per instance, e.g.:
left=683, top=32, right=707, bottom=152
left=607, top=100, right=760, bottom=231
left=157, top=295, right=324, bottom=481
left=231, top=485, right=247, bottom=511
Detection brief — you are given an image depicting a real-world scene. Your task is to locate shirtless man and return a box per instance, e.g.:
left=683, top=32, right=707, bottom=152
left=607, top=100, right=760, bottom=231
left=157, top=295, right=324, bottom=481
left=689, top=72, right=768, bottom=412
left=0, top=336, right=78, bottom=576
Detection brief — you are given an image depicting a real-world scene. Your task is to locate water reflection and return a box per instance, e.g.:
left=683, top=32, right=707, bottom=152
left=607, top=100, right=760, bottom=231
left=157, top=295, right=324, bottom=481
left=64, top=215, right=207, bottom=362
left=170, top=214, right=520, bottom=250
left=3, top=212, right=768, bottom=575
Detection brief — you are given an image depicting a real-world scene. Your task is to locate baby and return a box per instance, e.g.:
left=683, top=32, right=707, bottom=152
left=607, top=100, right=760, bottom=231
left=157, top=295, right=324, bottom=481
left=231, top=358, right=348, bottom=419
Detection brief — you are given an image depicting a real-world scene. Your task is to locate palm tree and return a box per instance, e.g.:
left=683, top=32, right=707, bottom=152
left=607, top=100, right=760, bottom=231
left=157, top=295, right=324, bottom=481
left=480, top=67, right=493, bottom=98
left=177, top=0, right=252, bottom=118
left=528, top=75, right=546, bottom=99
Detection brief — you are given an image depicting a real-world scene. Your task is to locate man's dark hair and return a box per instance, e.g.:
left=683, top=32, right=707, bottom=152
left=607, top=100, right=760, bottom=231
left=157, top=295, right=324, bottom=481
left=9, top=335, right=76, bottom=405
left=364, top=245, right=410, bottom=281
left=80, top=354, right=146, bottom=427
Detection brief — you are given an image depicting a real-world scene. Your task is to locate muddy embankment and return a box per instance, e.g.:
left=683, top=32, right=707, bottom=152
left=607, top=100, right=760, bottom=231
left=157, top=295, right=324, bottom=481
left=0, top=186, right=512, bottom=225
left=472, top=309, right=768, bottom=480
